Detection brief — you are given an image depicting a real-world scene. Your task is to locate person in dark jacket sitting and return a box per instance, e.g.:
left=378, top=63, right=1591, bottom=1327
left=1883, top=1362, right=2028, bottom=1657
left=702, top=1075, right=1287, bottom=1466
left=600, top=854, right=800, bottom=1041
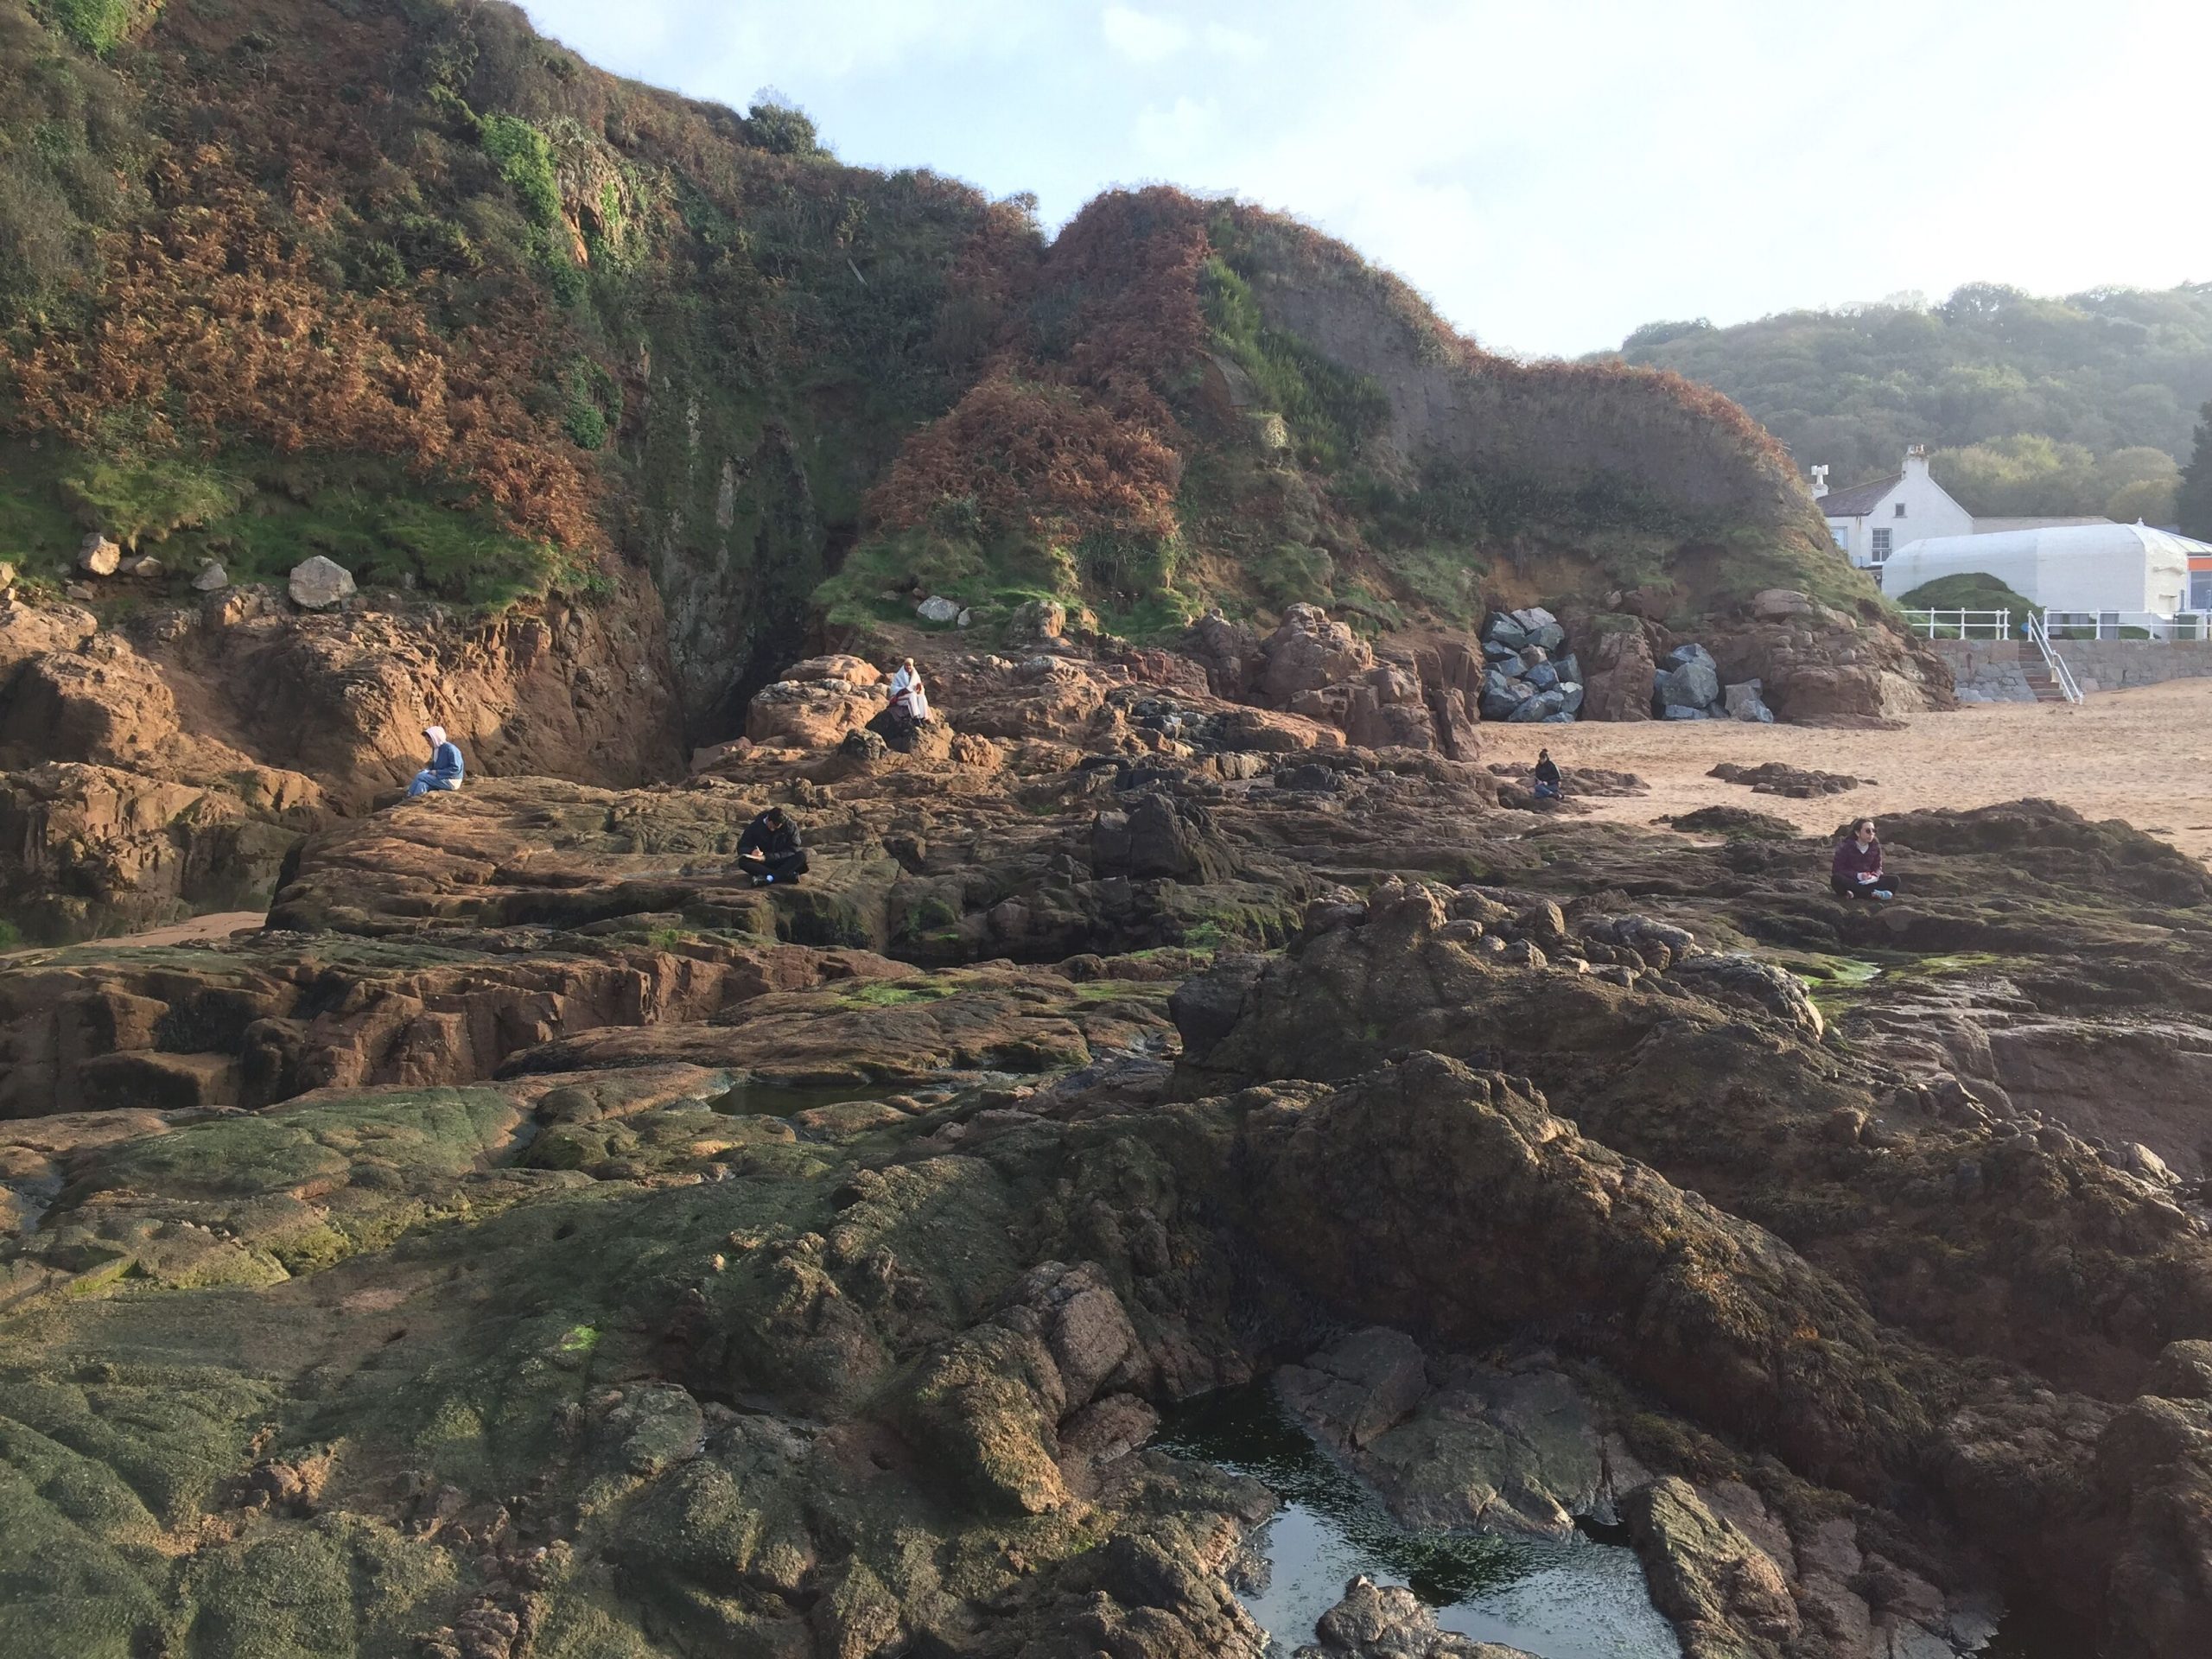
left=736, top=805, right=809, bottom=886
left=1532, top=749, right=1562, bottom=800
left=1830, top=818, right=1892, bottom=900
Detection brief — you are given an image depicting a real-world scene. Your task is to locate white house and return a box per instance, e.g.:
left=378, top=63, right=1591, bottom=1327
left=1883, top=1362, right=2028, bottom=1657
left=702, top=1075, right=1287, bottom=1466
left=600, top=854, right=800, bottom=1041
left=1879, top=522, right=2202, bottom=622
left=1814, top=446, right=1973, bottom=572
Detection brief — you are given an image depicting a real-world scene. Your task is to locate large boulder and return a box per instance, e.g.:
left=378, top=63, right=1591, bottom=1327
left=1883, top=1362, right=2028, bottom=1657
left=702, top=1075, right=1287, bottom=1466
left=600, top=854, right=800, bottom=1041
left=1624, top=1478, right=1802, bottom=1656
left=77, top=534, right=122, bottom=577
left=745, top=675, right=885, bottom=749
left=1185, top=609, right=1261, bottom=697
left=780, top=654, right=881, bottom=686
left=1090, top=791, right=1232, bottom=883
left=287, top=556, right=356, bottom=611
left=1577, top=625, right=1655, bottom=722
left=1275, top=1327, right=1607, bottom=1537
left=1723, top=679, right=1776, bottom=723
left=1657, top=658, right=1720, bottom=712
left=1297, top=1576, right=1536, bottom=1658
left=1259, top=604, right=1373, bottom=705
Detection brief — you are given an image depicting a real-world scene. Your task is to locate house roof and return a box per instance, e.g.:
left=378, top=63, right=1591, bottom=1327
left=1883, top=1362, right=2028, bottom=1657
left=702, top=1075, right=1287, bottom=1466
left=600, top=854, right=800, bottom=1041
left=1818, top=474, right=1902, bottom=518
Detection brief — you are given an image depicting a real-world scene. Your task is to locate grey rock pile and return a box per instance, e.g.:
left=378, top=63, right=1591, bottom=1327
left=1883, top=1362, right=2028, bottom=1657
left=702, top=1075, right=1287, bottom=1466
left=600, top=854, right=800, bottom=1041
left=1478, top=607, right=1583, bottom=724
left=1651, top=643, right=1774, bottom=722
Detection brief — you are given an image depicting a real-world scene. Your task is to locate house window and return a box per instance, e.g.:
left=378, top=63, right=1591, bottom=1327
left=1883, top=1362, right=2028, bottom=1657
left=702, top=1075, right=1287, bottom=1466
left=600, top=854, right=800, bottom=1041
left=1894, top=501, right=1907, bottom=518
left=1872, top=528, right=1892, bottom=562
left=1829, top=523, right=1848, bottom=550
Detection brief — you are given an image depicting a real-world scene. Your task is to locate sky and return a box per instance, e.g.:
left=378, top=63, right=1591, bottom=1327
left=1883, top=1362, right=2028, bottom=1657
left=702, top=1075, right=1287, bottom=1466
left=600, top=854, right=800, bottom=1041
left=515, top=0, right=2212, bottom=359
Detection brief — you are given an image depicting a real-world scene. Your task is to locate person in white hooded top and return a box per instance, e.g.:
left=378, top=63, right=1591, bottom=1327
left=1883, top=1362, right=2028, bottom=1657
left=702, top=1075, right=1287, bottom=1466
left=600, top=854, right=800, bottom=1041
left=407, top=725, right=466, bottom=798
left=886, top=658, right=931, bottom=724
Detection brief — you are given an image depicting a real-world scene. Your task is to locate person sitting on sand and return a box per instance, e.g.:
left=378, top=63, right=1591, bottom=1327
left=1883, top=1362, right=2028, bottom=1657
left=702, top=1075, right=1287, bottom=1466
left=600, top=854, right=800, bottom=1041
left=1532, top=748, right=1561, bottom=801
left=736, top=804, right=809, bottom=887
left=407, top=725, right=466, bottom=799
left=1830, top=818, right=1893, bottom=900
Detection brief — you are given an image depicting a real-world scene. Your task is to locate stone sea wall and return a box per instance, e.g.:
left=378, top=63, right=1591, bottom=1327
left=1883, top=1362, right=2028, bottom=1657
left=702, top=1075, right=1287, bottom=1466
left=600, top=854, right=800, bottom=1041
left=1931, top=637, right=2212, bottom=701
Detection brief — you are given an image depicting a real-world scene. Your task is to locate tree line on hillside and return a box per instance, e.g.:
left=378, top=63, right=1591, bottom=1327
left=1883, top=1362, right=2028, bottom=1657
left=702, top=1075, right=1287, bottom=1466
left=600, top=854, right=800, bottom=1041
left=1610, top=283, right=2212, bottom=525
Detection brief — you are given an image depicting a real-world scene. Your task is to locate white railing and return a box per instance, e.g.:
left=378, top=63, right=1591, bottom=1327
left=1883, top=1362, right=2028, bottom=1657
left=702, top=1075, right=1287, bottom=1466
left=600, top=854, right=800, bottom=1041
left=1899, top=608, right=2012, bottom=640
left=2024, top=612, right=2084, bottom=702
left=2042, top=611, right=2212, bottom=642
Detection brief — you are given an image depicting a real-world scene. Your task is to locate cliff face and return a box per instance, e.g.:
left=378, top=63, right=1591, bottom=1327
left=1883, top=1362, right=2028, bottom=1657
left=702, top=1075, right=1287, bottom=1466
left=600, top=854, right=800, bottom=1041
left=0, top=568, right=680, bottom=941
left=0, top=0, right=1930, bottom=942
left=1, top=0, right=1028, bottom=740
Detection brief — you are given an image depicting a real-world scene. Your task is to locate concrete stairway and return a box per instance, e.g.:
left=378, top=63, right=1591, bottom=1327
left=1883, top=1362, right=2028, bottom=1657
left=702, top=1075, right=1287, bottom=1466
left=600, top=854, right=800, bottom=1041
left=2020, top=660, right=2072, bottom=702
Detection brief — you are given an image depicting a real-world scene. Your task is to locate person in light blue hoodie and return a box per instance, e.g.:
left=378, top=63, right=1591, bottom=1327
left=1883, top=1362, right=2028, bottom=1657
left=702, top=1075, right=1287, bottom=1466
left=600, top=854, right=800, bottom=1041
left=407, top=724, right=466, bottom=798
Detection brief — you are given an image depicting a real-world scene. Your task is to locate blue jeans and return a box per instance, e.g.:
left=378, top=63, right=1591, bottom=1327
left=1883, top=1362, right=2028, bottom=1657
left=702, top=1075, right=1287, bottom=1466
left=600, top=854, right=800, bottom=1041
left=1533, top=780, right=1560, bottom=799
left=408, top=772, right=461, bottom=798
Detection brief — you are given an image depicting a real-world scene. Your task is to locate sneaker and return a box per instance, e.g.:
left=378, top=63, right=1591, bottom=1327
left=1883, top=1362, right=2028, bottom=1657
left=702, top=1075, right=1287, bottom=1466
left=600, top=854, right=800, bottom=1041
left=763, top=874, right=774, bottom=884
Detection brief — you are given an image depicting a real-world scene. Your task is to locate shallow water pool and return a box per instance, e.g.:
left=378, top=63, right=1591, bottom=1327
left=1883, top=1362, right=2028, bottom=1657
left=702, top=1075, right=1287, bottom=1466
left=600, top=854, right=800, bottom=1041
left=1153, top=1383, right=1680, bottom=1658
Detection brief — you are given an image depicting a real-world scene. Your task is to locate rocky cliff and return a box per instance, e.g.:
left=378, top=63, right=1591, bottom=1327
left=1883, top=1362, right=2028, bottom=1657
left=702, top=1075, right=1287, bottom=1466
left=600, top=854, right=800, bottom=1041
left=0, top=0, right=1955, bottom=940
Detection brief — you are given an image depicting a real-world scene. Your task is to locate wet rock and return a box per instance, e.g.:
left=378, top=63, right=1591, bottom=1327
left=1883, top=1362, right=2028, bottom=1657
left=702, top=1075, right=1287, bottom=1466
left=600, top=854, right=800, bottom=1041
left=1274, top=761, right=1349, bottom=793
left=1168, top=954, right=1268, bottom=1066
left=1090, top=790, right=1232, bottom=882
left=996, top=1260, right=1140, bottom=1405
left=2093, top=1395, right=2212, bottom=1657
left=1664, top=804, right=1801, bottom=841
left=2147, top=1341, right=2212, bottom=1402
left=1277, top=1329, right=1606, bottom=1537
left=1624, top=1477, right=1802, bottom=1656
left=836, top=727, right=888, bottom=764
left=286, top=555, right=355, bottom=610
left=1296, top=1575, right=1538, bottom=1657
left=1710, top=760, right=1866, bottom=798
left=1669, top=951, right=1825, bottom=1040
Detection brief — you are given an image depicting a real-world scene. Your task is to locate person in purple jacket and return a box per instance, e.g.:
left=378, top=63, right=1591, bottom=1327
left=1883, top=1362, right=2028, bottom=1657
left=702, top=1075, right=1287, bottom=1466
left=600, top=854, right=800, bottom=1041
left=1830, top=818, right=1893, bottom=900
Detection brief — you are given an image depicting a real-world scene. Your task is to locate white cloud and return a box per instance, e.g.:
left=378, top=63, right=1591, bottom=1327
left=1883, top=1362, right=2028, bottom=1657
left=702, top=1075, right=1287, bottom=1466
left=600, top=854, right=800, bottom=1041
left=1101, top=5, right=1190, bottom=64
left=514, top=0, right=2212, bottom=358
left=1133, top=95, right=1224, bottom=164
left=1201, top=22, right=1263, bottom=60
left=524, top=0, right=1034, bottom=85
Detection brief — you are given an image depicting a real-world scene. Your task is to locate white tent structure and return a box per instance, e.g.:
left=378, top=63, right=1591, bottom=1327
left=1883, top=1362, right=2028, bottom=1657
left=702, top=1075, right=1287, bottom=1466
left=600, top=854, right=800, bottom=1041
left=1881, top=522, right=2202, bottom=618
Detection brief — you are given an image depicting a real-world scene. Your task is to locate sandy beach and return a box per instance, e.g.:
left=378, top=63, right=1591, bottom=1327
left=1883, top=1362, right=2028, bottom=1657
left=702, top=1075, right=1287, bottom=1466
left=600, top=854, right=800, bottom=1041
left=1479, top=677, right=2212, bottom=861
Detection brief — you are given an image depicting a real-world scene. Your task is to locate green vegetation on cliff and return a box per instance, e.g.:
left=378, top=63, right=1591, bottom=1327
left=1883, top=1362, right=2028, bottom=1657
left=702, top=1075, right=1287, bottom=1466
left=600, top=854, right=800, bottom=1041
left=3, top=0, right=1882, bottom=739
left=1613, top=283, right=2212, bottom=522
left=823, top=188, right=1871, bottom=646
left=1894, top=571, right=2043, bottom=626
